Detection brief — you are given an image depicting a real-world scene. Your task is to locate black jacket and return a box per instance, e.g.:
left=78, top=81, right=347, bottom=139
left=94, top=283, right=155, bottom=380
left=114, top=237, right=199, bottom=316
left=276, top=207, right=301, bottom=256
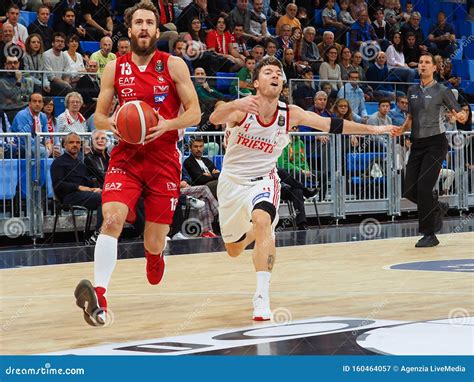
left=27, top=20, right=54, bottom=50
left=84, top=148, right=110, bottom=187
left=183, top=155, right=219, bottom=186
left=51, top=152, right=95, bottom=200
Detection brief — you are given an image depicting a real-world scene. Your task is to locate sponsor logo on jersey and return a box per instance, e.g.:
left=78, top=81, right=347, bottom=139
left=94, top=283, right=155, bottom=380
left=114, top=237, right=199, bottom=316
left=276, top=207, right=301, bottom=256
left=108, top=167, right=126, bottom=174
left=154, top=94, right=168, bottom=104
left=121, top=87, right=136, bottom=96
left=154, top=85, right=169, bottom=93
left=167, top=182, right=177, bottom=191
left=278, top=115, right=285, bottom=126
left=252, top=192, right=271, bottom=205
left=155, top=60, right=163, bottom=73
left=105, top=182, right=122, bottom=191
left=119, top=77, right=135, bottom=86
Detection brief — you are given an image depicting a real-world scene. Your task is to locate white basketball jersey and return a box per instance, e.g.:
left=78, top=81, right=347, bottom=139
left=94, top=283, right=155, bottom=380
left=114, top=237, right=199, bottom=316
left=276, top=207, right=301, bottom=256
left=222, top=101, right=290, bottom=182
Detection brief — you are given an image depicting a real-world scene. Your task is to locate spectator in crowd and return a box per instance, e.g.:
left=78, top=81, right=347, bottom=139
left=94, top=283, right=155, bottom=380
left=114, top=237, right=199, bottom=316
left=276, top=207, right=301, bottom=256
left=249, top=0, right=271, bottom=41
left=384, top=0, right=402, bottom=34
left=386, top=32, right=417, bottom=93
left=317, top=31, right=342, bottom=59
left=338, top=69, right=368, bottom=123
left=263, top=38, right=278, bottom=59
left=42, top=96, right=60, bottom=155
left=339, top=45, right=356, bottom=81
left=350, top=0, right=368, bottom=21
left=184, top=137, right=220, bottom=199
left=428, top=11, right=456, bottom=58
left=251, top=44, right=265, bottom=62
left=293, top=67, right=317, bottom=110
left=291, top=27, right=303, bottom=61
left=231, top=24, right=250, bottom=61
left=400, top=12, right=428, bottom=54
left=403, top=31, right=421, bottom=69
left=0, top=24, right=19, bottom=68
left=322, top=0, right=345, bottom=42
left=5, top=5, right=28, bottom=46
left=56, top=8, right=86, bottom=40
left=433, top=55, right=448, bottom=83
left=276, top=3, right=301, bottom=35
left=179, top=165, right=219, bottom=238
left=233, top=55, right=256, bottom=96
left=366, top=51, right=396, bottom=100
left=66, top=34, right=86, bottom=86
left=81, top=0, right=113, bottom=40
left=319, top=45, right=342, bottom=92
left=456, top=103, right=472, bottom=132
left=278, top=167, right=317, bottom=230
left=90, top=36, right=116, bottom=79
left=339, top=0, right=356, bottom=27
left=402, top=1, right=414, bottom=23
left=194, top=67, right=231, bottom=108
left=57, top=92, right=88, bottom=136
left=52, top=0, right=83, bottom=29
left=27, top=5, right=53, bottom=50
left=228, top=0, right=260, bottom=45
left=23, top=34, right=46, bottom=93
left=11, top=93, right=51, bottom=158
left=332, top=97, right=353, bottom=120
left=176, top=0, right=213, bottom=34
left=388, top=94, right=408, bottom=126
left=297, top=6, right=310, bottom=30
left=51, top=132, right=102, bottom=231
left=368, top=98, right=392, bottom=125
left=282, top=48, right=299, bottom=80
left=278, top=125, right=315, bottom=187
left=84, top=130, right=110, bottom=189
left=172, top=39, right=193, bottom=74
left=275, top=23, right=294, bottom=60
left=116, top=37, right=131, bottom=57
left=76, top=60, right=100, bottom=119
left=372, top=8, right=391, bottom=51
left=350, top=10, right=379, bottom=54
left=208, top=0, right=232, bottom=19
left=43, top=32, right=73, bottom=95
left=0, top=56, right=28, bottom=117
left=206, top=16, right=244, bottom=68
left=301, top=26, right=322, bottom=73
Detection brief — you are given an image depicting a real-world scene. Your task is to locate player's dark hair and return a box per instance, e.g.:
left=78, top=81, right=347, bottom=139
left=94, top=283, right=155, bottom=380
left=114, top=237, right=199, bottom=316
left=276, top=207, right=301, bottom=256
left=125, top=0, right=160, bottom=27
left=63, top=7, right=75, bottom=17
left=252, top=56, right=283, bottom=82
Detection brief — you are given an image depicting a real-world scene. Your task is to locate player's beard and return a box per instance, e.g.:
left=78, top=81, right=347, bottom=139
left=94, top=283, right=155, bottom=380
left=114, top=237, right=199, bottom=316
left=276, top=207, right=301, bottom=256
left=131, top=33, right=157, bottom=56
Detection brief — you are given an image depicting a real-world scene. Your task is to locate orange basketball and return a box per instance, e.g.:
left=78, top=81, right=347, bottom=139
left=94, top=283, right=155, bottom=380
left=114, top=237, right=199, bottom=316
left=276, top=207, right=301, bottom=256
left=115, top=101, right=158, bottom=144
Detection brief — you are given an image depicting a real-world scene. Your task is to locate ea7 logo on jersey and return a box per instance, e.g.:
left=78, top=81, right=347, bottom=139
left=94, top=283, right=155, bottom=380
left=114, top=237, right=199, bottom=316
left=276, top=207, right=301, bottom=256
left=119, top=76, right=135, bottom=86
left=105, top=182, right=122, bottom=191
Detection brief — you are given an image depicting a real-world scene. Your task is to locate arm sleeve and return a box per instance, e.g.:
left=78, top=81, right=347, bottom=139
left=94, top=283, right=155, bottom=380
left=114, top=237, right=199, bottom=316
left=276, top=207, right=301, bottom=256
left=442, top=88, right=461, bottom=112
left=319, top=62, right=329, bottom=80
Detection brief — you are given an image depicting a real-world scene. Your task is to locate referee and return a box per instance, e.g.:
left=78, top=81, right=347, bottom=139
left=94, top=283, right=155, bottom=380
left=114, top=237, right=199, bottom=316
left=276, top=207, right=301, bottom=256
left=392, top=53, right=468, bottom=247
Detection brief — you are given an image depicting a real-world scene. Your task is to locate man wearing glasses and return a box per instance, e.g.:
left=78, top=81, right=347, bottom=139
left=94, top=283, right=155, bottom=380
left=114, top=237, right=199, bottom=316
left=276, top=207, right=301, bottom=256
left=0, top=56, right=28, bottom=117
left=401, top=12, right=429, bottom=54
left=388, top=95, right=409, bottom=126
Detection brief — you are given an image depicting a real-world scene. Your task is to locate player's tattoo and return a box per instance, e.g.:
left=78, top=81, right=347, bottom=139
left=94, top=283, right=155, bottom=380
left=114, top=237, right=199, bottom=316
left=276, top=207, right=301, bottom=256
left=267, top=254, right=274, bottom=271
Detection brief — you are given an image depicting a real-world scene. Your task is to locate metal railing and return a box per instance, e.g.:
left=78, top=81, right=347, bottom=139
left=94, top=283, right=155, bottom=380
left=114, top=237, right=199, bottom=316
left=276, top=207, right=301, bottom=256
left=1, top=130, right=473, bottom=239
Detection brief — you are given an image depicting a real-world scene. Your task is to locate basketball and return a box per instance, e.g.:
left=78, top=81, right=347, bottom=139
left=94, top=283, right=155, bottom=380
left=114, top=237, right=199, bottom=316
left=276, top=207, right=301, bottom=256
left=115, top=101, right=158, bottom=144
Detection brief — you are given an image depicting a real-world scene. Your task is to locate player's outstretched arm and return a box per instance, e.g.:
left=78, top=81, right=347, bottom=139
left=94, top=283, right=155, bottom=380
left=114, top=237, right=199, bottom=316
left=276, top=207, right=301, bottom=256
left=391, top=114, right=412, bottom=137
left=209, top=95, right=259, bottom=126
left=94, top=60, right=117, bottom=133
left=288, top=104, right=396, bottom=135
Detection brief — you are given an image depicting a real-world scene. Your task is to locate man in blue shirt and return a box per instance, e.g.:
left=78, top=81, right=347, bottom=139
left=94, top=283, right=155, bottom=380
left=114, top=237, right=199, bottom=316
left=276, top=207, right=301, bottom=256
left=428, top=11, right=456, bottom=58
left=388, top=95, right=409, bottom=126
left=366, top=51, right=396, bottom=101
left=337, top=70, right=368, bottom=123
left=11, top=93, right=51, bottom=159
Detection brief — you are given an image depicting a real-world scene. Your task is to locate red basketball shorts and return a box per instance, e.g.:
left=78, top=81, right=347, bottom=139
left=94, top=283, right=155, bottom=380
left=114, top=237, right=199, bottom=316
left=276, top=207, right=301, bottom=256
left=101, top=141, right=181, bottom=225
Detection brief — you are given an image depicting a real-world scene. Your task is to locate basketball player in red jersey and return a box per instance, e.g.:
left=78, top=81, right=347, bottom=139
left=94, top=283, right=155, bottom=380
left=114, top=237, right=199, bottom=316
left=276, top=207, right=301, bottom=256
left=210, top=57, right=395, bottom=320
left=74, top=1, right=200, bottom=326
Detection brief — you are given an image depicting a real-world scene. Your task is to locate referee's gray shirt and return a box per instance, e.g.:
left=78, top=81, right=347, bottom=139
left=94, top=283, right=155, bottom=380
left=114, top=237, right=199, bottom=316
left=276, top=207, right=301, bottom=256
left=407, top=81, right=461, bottom=139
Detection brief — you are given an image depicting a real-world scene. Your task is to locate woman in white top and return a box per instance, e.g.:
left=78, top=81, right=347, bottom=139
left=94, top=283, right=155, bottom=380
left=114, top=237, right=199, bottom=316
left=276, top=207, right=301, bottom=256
left=57, top=92, right=88, bottom=134
left=319, top=45, right=342, bottom=91
left=385, top=32, right=417, bottom=93
left=66, top=35, right=86, bottom=86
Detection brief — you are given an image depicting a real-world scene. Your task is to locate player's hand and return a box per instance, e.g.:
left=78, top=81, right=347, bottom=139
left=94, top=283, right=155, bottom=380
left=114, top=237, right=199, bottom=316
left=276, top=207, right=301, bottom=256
left=180, top=181, right=189, bottom=189
left=145, top=112, right=170, bottom=143
left=452, top=109, right=468, bottom=124
left=235, top=95, right=260, bottom=115
left=370, top=124, right=395, bottom=135
left=212, top=169, right=220, bottom=174
left=390, top=125, right=404, bottom=137
left=317, top=135, right=329, bottom=144
left=108, top=117, right=122, bottom=141
left=92, top=188, right=102, bottom=193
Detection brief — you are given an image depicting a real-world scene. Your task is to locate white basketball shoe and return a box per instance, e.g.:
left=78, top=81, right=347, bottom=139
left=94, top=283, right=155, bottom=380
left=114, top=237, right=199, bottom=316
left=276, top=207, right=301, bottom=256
left=252, top=294, right=271, bottom=321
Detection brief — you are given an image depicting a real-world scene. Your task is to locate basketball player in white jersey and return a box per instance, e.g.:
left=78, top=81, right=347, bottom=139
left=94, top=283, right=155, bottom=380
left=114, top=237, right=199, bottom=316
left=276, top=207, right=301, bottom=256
left=210, top=57, right=395, bottom=320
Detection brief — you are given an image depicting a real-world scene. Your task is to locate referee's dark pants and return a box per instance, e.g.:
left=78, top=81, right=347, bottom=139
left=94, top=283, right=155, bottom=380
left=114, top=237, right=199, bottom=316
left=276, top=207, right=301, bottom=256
left=403, top=134, right=449, bottom=235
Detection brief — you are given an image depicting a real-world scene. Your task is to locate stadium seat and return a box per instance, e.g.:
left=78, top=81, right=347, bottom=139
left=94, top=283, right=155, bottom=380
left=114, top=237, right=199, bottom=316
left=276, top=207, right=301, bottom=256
left=53, top=97, right=65, bottom=116
left=313, top=9, right=323, bottom=27
left=346, top=153, right=387, bottom=185
left=453, top=4, right=468, bottom=21
left=0, top=159, right=19, bottom=200
left=467, top=60, right=474, bottom=81
left=365, top=102, right=378, bottom=115
left=216, top=72, right=238, bottom=93
left=213, top=155, right=224, bottom=171
left=19, top=11, right=36, bottom=27
left=452, top=39, right=463, bottom=60
left=79, top=41, right=100, bottom=54
left=452, top=59, right=468, bottom=80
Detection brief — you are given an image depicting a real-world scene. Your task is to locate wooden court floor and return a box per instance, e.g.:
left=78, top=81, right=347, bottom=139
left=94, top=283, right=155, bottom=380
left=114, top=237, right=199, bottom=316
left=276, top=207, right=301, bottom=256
left=0, top=232, right=472, bottom=354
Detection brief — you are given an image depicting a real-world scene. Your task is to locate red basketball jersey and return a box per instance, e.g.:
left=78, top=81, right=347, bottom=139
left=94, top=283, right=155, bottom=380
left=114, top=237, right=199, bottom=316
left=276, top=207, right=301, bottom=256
left=114, top=50, right=182, bottom=144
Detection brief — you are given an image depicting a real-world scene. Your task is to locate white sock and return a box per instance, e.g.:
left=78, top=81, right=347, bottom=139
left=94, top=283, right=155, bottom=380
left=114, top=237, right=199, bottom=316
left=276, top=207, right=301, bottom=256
left=94, top=234, right=118, bottom=291
left=255, top=271, right=271, bottom=298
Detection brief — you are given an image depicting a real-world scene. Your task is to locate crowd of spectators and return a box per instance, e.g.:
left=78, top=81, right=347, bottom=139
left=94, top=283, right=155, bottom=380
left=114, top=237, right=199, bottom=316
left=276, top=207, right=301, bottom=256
left=0, top=0, right=473, bottom=239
